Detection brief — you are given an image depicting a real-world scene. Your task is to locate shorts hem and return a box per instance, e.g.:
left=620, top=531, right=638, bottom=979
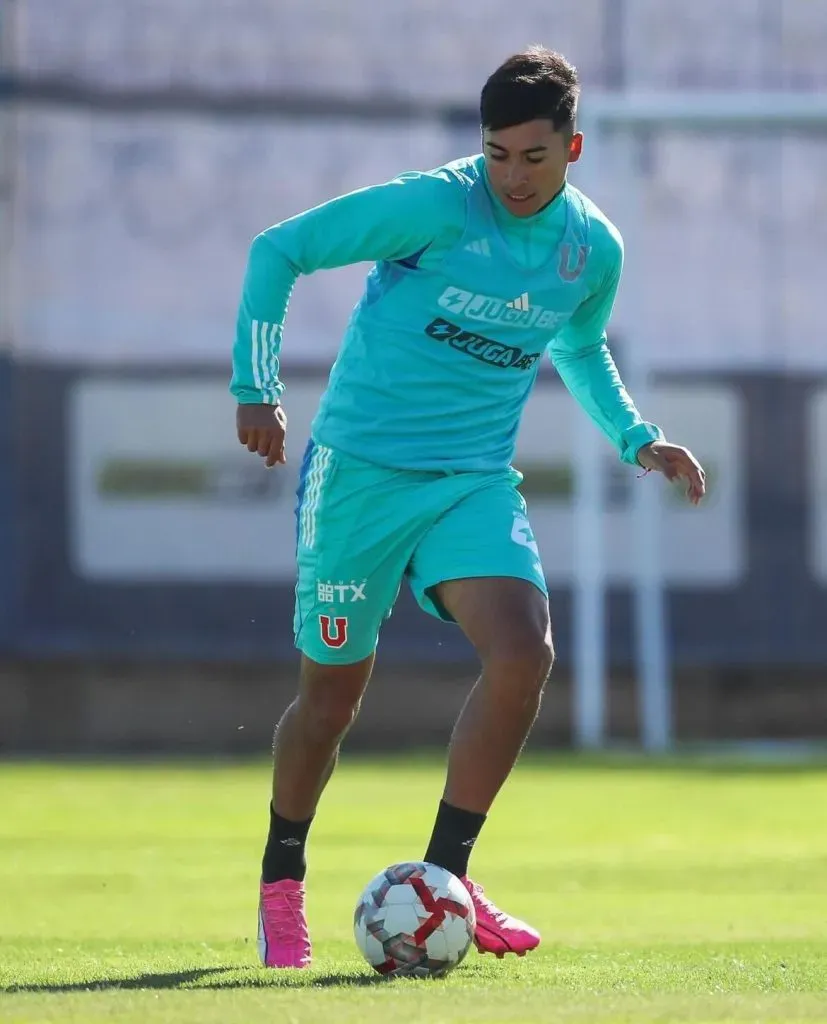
left=414, top=568, right=548, bottom=622
left=295, top=640, right=378, bottom=666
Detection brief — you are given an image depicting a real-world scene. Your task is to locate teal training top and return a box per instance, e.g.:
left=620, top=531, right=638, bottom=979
left=231, top=154, right=663, bottom=471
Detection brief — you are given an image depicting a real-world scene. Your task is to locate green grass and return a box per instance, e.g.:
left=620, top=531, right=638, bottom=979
left=1, top=755, right=827, bottom=1023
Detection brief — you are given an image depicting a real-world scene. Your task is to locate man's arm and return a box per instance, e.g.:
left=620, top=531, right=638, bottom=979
left=547, top=233, right=664, bottom=466
left=548, top=231, right=705, bottom=503
left=231, top=169, right=464, bottom=406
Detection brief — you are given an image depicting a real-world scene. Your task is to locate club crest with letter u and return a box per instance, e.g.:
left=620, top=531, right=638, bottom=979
left=319, top=615, right=348, bottom=648
left=558, top=243, right=589, bottom=282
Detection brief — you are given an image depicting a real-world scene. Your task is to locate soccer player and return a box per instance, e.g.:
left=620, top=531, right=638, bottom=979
left=231, top=47, right=705, bottom=969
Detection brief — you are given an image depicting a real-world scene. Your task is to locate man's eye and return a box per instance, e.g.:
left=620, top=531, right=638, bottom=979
left=526, top=156, right=545, bottom=165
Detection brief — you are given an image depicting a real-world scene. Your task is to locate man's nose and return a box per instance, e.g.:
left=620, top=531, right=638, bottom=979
left=503, top=163, right=528, bottom=189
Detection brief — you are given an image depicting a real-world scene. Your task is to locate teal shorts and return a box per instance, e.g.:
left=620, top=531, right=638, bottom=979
left=293, top=441, right=548, bottom=664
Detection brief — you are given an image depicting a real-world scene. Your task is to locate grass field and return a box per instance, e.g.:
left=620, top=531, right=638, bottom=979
left=1, top=754, right=826, bottom=1023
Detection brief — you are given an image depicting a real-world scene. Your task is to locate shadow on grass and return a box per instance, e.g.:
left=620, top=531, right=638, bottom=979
left=5, top=966, right=391, bottom=994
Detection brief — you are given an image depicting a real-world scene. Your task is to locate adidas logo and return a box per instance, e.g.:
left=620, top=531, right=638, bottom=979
left=506, top=292, right=530, bottom=312
left=464, top=238, right=491, bottom=257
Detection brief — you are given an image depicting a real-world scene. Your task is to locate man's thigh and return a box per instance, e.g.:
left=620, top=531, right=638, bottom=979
left=433, top=576, right=552, bottom=664
left=406, top=470, right=548, bottom=622
left=293, top=443, right=435, bottom=664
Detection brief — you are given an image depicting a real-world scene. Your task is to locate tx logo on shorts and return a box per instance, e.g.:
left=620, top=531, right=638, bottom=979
left=319, top=615, right=348, bottom=649
left=317, top=580, right=367, bottom=603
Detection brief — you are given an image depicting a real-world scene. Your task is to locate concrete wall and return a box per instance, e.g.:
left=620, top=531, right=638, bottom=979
left=3, top=659, right=826, bottom=755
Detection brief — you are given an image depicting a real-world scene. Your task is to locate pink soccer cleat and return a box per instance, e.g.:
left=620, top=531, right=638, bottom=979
left=257, top=879, right=312, bottom=968
left=461, top=876, right=541, bottom=958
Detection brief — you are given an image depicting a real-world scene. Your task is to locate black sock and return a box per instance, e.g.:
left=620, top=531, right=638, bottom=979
left=424, top=799, right=487, bottom=879
left=261, top=803, right=314, bottom=883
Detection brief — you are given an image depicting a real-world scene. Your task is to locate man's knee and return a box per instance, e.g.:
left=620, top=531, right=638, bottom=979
left=479, top=587, right=554, bottom=690
left=296, top=655, right=372, bottom=740
left=483, top=626, right=555, bottom=694
left=303, top=696, right=361, bottom=741
left=438, top=577, right=554, bottom=693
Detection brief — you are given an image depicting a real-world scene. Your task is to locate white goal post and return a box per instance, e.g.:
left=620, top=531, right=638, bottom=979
left=570, top=92, right=827, bottom=752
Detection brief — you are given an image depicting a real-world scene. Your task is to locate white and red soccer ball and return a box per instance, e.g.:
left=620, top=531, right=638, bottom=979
left=353, top=861, right=476, bottom=978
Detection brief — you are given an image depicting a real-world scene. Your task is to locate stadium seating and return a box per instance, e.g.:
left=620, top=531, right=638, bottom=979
left=10, top=0, right=827, bottom=367
left=18, top=0, right=827, bottom=93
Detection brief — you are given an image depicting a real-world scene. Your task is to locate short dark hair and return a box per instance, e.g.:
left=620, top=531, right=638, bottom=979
left=480, top=46, right=580, bottom=134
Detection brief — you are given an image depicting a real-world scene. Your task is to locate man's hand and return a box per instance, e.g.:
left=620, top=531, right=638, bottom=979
left=236, top=403, right=287, bottom=468
left=637, top=441, right=706, bottom=505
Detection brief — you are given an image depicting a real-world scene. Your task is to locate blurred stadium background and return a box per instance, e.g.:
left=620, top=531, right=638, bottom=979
left=1, top=0, right=827, bottom=756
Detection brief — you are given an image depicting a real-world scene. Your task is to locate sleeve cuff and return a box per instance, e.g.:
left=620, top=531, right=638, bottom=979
left=618, top=421, right=664, bottom=466
left=231, top=384, right=284, bottom=405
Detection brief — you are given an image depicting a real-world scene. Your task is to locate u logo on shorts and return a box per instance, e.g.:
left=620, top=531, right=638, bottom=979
left=319, top=615, right=348, bottom=648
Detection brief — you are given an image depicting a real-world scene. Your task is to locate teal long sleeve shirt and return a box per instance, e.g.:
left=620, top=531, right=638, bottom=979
left=231, top=154, right=662, bottom=470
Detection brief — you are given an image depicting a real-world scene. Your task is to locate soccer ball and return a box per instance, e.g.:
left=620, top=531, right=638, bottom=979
left=353, top=861, right=476, bottom=978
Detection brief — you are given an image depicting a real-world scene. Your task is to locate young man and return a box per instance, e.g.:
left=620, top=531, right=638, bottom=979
left=231, top=47, right=705, bottom=969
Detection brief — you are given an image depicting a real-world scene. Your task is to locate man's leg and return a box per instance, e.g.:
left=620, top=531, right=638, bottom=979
left=258, top=652, right=373, bottom=969
left=405, top=470, right=552, bottom=956
left=423, top=576, right=551, bottom=957
left=259, top=442, right=430, bottom=968
left=436, top=577, right=551, bottom=813
left=424, top=576, right=552, bottom=870
left=262, top=652, right=374, bottom=883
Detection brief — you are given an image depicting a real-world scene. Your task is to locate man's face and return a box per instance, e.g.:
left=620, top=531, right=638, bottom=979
left=483, top=119, right=583, bottom=217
